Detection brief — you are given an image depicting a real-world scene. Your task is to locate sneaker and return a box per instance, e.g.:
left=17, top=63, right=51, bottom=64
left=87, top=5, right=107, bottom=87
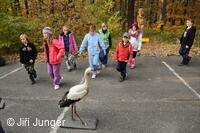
left=65, top=61, right=69, bottom=66
left=178, top=62, right=185, bottom=66
left=102, top=64, right=106, bottom=69
left=188, top=56, right=192, bottom=62
left=119, top=77, right=125, bottom=82
left=33, top=72, right=37, bottom=79
left=73, top=63, right=77, bottom=69
left=130, top=64, right=136, bottom=69
left=96, top=70, right=101, bottom=74
left=125, top=73, right=128, bottom=79
left=66, top=61, right=71, bottom=70
left=68, top=68, right=72, bottom=72
left=30, top=75, right=36, bottom=85
left=31, top=79, right=36, bottom=85
left=54, top=85, right=60, bottom=90
left=60, top=77, right=63, bottom=84
left=91, top=72, right=96, bottom=79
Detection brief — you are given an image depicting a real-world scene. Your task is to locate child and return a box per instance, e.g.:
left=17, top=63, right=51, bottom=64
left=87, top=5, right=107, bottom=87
left=59, top=26, right=78, bottom=71
left=79, top=25, right=106, bottom=79
left=129, top=22, right=142, bottom=69
left=19, top=34, right=37, bottom=85
left=98, top=23, right=112, bottom=68
left=114, top=32, right=133, bottom=82
left=43, top=27, right=65, bottom=90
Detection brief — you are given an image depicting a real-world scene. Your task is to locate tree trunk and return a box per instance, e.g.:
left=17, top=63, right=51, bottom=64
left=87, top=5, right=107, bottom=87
left=170, top=0, right=176, bottom=25
left=120, top=0, right=126, bottom=31
left=153, top=0, right=158, bottom=23
left=127, top=0, right=135, bottom=28
left=160, top=0, right=166, bottom=23
left=49, top=0, right=54, bottom=14
left=148, top=0, right=154, bottom=27
left=181, top=0, right=188, bottom=25
left=38, top=0, right=43, bottom=13
left=12, top=0, right=20, bottom=16
left=24, top=0, right=29, bottom=16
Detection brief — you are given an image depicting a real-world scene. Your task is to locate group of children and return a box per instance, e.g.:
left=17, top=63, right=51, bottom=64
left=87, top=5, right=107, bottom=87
left=19, top=22, right=142, bottom=89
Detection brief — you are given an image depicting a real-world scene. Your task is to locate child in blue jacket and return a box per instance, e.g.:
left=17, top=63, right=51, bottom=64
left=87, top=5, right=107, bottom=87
left=79, top=25, right=106, bottom=79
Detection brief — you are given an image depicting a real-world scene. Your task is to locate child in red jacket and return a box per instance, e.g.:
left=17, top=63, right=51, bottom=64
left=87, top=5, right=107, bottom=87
left=114, top=32, right=133, bottom=82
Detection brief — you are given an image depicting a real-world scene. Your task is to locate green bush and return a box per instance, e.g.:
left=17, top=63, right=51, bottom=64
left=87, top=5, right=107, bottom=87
left=0, top=13, right=32, bottom=52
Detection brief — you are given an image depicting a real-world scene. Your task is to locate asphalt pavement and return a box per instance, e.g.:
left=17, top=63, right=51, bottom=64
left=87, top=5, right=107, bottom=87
left=0, top=56, right=200, bottom=133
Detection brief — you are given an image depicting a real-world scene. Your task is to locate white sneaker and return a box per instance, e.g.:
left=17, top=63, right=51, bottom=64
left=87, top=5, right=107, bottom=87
left=91, top=72, right=96, bottom=79
left=66, top=61, right=71, bottom=69
left=102, top=64, right=106, bottom=69
left=59, top=76, right=63, bottom=84
left=96, top=70, right=101, bottom=74
left=65, top=61, right=69, bottom=66
left=54, top=85, right=60, bottom=90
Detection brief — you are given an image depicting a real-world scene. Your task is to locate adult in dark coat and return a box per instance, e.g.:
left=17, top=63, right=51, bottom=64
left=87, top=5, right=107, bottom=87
left=179, top=19, right=196, bottom=65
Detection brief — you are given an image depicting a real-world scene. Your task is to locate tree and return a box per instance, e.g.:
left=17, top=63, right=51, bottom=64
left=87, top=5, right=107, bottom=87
left=0, top=0, right=31, bottom=52
left=127, top=0, right=135, bottom=28
left=160, top=0, right=167, bottom=23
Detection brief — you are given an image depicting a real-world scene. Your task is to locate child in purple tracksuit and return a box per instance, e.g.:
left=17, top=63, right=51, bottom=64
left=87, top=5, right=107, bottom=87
left=43, top=27, right=65, bottom=90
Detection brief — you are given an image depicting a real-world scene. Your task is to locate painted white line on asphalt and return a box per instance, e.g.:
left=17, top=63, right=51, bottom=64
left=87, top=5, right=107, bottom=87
left=162, top=61, right=200, bottom=99
left=49, top=107, right=69, bottom=133
left=0, top=67, right=23, bottom=80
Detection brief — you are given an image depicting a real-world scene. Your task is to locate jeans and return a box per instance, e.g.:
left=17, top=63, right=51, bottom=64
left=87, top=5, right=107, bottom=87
left=179, top=44, right=191, bottom=64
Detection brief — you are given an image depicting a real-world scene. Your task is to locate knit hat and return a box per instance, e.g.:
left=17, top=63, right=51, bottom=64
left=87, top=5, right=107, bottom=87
left=42, top=27, right=52, bottom=34
left=123, top=32, right=130, bottom=38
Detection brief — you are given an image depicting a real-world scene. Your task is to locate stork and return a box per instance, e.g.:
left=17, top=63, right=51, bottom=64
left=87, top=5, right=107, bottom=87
left=58, top=67, right=92, bottom=125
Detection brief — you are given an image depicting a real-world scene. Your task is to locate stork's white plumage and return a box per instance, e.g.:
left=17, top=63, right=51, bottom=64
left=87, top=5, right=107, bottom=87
left=59, top=67, right=92, bottom=107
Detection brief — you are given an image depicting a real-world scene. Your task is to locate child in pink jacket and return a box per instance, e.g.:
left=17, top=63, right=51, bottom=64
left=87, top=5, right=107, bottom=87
left=43, top=27, right=65, bottom=90
left=59, top=26, right=78, bottom=71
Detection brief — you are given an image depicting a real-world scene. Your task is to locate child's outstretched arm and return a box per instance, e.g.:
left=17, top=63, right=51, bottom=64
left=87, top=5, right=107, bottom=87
left=79, top=34, right=88, bottom=54
left=71, top=33, right=78, bottom=52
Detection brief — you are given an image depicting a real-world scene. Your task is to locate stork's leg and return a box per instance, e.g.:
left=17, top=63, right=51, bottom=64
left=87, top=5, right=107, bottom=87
left=74, top=104, right=86, bottom=125
left=71, top=104, right=75, bottom=121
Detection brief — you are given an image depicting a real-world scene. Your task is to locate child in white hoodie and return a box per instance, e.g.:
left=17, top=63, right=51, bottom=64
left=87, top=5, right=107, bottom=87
left=128, top=22, right=142, bottom=69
